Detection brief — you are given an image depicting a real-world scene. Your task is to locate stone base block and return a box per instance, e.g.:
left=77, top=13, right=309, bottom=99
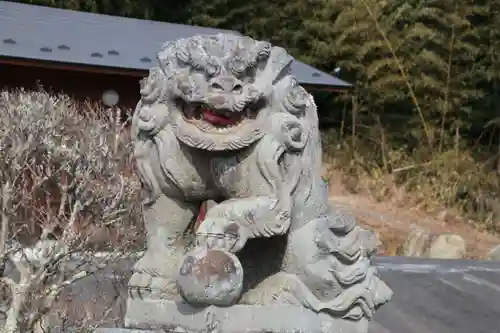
left=94, top=299, right=368, bottom=333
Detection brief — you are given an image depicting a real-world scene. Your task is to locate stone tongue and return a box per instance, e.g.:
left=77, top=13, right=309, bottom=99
left=203, top=109, right=238, bottom=126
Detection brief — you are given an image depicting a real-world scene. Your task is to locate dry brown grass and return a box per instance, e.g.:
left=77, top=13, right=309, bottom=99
left=320, top=125, right=500, bottom=259
left=324, top=165, right=500, bottom=259
left=0, top=88, right=143, bottom=332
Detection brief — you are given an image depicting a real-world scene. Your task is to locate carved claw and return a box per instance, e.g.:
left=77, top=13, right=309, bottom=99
left=128, top=272, right=152, bottom=300
left=196, top=218, right=250, bottom=253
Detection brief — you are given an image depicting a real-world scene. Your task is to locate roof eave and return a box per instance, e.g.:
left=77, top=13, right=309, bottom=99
left=0, top=56, right=352, bottom=92
left=0, top=56, right=146, bottom=77
left=302, top=83, right=352, bottom=92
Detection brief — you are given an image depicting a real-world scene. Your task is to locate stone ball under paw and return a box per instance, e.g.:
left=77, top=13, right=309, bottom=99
left=177, top=246, right=244, bottom=307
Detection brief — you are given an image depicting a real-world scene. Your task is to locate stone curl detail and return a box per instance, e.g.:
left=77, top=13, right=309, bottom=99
left=282, top=78, right=311, bottom=115
left=176, top=37, right=221, bottom=77
left=133, top=67, right=169, bottom=136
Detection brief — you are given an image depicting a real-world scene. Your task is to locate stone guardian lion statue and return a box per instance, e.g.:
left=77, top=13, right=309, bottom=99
left=127, top=33, right=392, bottom=331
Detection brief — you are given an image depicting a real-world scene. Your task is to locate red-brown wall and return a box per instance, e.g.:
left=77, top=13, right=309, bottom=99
left=0, top=62, right=144, bottom=110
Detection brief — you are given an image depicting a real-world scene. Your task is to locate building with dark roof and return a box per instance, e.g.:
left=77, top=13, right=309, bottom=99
left=0, top=1, right=350, bottom=109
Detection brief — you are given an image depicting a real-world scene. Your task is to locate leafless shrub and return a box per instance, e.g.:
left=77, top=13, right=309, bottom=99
left=0, top=88, right=143, bottom=333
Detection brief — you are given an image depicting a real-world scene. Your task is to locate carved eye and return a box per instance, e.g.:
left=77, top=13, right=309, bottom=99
left=232, top=84, right=243, bottom=93
left=210, top=82, right=224, bottom=90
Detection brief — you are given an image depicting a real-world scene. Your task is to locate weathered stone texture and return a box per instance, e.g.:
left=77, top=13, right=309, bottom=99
left=113, top=33, right=393, bottom=333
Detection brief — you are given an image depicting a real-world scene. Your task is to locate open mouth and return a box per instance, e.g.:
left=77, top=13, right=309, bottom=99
left=182, top=103, right=253, bottom=129
left=174, top=99, right=266, bottom=150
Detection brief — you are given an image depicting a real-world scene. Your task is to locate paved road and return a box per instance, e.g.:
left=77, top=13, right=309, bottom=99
left=5, top=256, right=500, bottom=332
left=370, top=256, right=500, bottom=333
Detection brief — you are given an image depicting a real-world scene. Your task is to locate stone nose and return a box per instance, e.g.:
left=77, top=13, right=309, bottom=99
left=209, top=77, right=243, bottom=94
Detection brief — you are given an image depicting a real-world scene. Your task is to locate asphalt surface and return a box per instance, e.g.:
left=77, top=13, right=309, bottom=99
left=4, top=256, right=500, bottom=332
left=370, top=256, right=500, bottom=333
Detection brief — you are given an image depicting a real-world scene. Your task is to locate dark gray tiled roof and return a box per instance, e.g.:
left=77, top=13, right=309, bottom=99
left=0, top=1, right=351, bottom=88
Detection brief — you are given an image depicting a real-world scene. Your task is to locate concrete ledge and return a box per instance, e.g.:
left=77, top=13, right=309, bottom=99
left=115, top=299, right=368, bottom=333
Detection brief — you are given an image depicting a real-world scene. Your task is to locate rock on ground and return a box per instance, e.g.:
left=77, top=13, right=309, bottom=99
left=402, top=228, right=467, bottom=259
left=487, top=245, right=500, bottom=260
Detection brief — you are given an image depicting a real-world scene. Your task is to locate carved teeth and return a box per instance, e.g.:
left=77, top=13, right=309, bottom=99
left=181, top=101, right=249, bottom=132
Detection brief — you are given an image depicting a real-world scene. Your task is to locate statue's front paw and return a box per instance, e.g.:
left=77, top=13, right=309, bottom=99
left=196, top=219, right=249, bottom=253
left=129, top=249, right=184, bottom=300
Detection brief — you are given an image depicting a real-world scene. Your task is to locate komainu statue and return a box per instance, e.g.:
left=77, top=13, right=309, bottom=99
left=125, top=33, right=392, bottom=333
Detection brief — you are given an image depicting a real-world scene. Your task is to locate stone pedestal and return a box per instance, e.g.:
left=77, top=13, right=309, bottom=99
left=95, top=299, right=368, bottom=333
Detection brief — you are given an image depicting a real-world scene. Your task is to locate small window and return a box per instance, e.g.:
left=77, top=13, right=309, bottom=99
left=140, top=57, right=151, bottom=63
left=3, top=38, right=16, bottom=45
left=58, top=44, right=70, bottom=51
left=312, top=72, right=321, bottom=77
left=91, top=52, right=103, bottom=58
left=108, top=50, right=119, bottom=56
left=40, top=47, right=52, bottom=52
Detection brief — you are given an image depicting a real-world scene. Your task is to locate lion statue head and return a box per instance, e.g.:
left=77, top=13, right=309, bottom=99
left=133, top=34, right=308, bottom=151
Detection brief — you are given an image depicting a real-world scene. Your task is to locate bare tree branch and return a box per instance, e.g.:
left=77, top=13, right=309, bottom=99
left=0, top=89, right=143, bottom=332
